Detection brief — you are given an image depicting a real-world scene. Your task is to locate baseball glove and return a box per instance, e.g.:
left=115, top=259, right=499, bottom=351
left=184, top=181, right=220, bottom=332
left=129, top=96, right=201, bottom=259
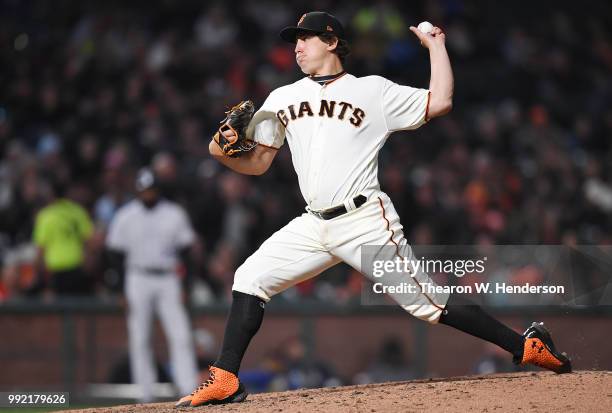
left=213, top=100, right=257, bottom=158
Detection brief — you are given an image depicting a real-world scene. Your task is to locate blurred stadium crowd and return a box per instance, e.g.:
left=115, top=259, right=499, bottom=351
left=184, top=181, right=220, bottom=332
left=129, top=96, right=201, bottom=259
left=1, top=0, right=611, bottom=302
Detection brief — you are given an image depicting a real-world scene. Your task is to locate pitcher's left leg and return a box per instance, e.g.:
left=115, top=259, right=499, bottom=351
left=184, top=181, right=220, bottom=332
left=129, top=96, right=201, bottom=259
left=177, top=213, right=340, bottom=407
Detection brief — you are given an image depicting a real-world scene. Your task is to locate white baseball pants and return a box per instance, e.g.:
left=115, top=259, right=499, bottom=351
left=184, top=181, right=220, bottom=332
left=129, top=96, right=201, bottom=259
left=233, top=192, right=449, bottom=323
left=125, top=271, right=198, bottom=402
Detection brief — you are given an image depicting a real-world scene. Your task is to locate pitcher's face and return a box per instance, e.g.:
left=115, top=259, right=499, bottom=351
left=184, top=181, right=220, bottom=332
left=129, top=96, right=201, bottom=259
left=295, top=33, right=335, bottom=75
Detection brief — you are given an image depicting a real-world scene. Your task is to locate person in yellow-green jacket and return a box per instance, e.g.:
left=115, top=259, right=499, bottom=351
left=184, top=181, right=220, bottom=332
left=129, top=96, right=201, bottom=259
left=33, top=181, right=94, bottom=296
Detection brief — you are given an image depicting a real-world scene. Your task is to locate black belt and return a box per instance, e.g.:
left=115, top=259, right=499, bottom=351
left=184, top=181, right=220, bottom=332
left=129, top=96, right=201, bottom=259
left=134, top=266, right=174, bottom=276
left=309, top=195, right=367, bottom=220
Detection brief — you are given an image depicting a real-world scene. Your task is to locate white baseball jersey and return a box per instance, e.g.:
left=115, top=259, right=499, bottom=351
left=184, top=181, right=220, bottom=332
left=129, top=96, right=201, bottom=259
left=250, top=74, right=429, bottom=210
left=106, top=199, right=195, bottom=270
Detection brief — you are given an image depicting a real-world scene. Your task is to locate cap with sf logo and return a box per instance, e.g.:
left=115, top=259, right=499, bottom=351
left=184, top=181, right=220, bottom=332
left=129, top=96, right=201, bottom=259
left=279, top=11, right=345, bottom=43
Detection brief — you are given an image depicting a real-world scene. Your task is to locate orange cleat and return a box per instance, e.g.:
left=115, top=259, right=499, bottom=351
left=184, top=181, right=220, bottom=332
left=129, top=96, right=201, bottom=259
left=516, top=322, right=572, bottom=374
left=175, top=366, right=247, bottom=408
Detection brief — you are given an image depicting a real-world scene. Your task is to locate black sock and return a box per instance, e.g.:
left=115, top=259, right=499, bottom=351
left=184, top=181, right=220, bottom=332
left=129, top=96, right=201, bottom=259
left=439, top=294, right=525, bottom=361
left=213, top=291, right=265, bottom=374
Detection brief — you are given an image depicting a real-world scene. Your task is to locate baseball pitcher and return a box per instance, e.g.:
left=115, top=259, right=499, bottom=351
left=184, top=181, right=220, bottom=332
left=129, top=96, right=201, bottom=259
left=177, top=11, right=571, bottom=408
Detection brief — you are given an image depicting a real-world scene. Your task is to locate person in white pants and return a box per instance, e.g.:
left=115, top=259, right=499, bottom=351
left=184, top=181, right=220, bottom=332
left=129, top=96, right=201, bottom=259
left=106, top=168, right=198, bottom=402
left=177, top=11, right=572, bottom=409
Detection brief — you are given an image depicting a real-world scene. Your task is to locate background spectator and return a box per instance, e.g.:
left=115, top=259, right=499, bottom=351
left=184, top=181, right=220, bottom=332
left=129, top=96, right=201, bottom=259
left=32, top=179, right=94, bottom=296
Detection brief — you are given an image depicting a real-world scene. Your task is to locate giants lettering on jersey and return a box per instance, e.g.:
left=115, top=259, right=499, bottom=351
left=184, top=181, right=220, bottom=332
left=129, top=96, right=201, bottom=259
left=276, top=100, right=366, bottom=128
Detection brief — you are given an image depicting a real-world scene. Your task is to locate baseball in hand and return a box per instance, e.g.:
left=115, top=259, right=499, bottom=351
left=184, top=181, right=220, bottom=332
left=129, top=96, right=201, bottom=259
left=417, top=21, right=434, bottom=34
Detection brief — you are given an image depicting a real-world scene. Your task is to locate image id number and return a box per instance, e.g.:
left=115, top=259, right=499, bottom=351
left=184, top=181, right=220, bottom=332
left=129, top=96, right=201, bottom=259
left=1, top=392, right=69, bottom=407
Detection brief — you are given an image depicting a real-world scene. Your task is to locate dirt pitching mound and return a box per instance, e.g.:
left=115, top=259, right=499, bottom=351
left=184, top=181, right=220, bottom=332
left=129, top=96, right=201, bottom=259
left=64, top=371, right=611, bottom=413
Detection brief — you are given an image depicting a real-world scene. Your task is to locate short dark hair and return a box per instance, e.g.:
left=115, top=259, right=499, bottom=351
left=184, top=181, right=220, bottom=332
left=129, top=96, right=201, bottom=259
left=318, top=34, right=351, bottom=64
left=50, top=178, right=66, bottom=198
